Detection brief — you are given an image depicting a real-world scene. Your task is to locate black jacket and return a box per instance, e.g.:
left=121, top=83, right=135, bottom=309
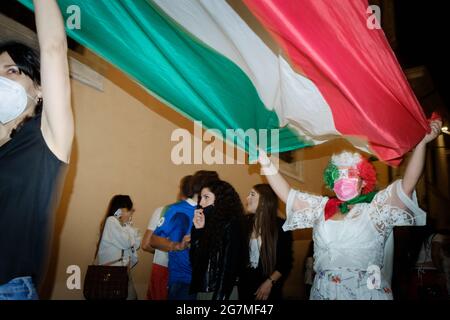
left=238, top=215, right=293, bottom=300
left=189, top=216, right=246, bottom=300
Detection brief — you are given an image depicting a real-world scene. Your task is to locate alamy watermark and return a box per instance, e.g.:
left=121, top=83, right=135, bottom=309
left=367, top=5, right=382, bottom=30
left=366, top=265, right=381, bottom=290
left=66, top=265, right=81, bottom=290
left=170, top=121, right=280, bottom=175
left=66, top=5, right=81, bottom=30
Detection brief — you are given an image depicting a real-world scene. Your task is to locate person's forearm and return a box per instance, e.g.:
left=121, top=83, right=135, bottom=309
left=142, top=231, right=155, bottom=253
left=143, top=245, right=155, bottom=254
left=33, top=0, right=68, bottom=50
left=261, top=164, right=291, bottom=203
left=402, top=140, right=426, bottom=197
left=150, top=235, right=178, bottom=252
left=268, top=271, right=282, bottom=283
left=143, top=240, right=155, bottom=253
left=258, top=149, right=292, bottom=203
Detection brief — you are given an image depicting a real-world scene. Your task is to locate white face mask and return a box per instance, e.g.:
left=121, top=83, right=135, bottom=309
left=0, top=76, right=32, bottom=125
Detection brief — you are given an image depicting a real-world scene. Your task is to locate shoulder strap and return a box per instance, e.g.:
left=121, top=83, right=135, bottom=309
left=92, top=218, right=133, bottom=268
left=93, top=218, right=110, bottom=264
left=92, top=217, right=124, bottom=265
left=100, top=249, right=125, bottom=266
left=92, top=228, right=104, bottom=265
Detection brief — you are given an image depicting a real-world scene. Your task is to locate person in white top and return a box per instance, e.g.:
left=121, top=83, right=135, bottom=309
left=97, top=195, right=142, bottom=300
left=142, top=205, right=170, bottom=300
left=258, top=118, right=442, bottom=300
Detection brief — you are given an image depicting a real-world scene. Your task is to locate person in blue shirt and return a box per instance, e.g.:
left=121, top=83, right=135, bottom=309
left=151, top=171, right=219, bottom=300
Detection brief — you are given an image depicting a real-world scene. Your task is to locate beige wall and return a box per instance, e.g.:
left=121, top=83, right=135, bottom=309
left=2, top=0, right=443, bottom=301
left=42, top=69, right=268, bottom=299
left=40, top=53, right=390, bottom=300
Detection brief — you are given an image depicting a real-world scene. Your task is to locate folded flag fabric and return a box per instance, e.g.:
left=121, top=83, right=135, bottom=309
left=243, top=0, right=429, bottom=164
left=19, top=0, right=429, bottom=164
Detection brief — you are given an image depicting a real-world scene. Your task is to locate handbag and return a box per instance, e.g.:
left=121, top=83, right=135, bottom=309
left=84, top=238, right=130, bottom=300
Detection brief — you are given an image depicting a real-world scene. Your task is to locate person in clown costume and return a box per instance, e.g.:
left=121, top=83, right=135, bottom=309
left=258, top=118, right=442, bottom=300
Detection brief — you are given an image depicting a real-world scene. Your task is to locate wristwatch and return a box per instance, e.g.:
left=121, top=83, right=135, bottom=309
left=268, top=276, right=276, bottom=285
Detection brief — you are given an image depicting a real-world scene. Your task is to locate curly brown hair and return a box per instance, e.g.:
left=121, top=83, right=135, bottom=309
left=200, top=180, right=245, bottom=255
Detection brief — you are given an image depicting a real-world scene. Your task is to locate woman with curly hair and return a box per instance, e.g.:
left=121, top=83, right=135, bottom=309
left=189, top=180, right=247, bottom=300
left=258, top=117, right=442, bottom=300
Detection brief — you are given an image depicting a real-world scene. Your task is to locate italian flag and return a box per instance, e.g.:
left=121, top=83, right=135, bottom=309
left=20, top=0, right=429, bottom=164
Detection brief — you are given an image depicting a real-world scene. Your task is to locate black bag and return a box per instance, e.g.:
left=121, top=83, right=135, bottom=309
left=84, top=242, right=129, bottom=300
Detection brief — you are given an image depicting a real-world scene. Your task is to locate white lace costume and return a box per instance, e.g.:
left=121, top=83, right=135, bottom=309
left=283, top=180, right=426, bottom=300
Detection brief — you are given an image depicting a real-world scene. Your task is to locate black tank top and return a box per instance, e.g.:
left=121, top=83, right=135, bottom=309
left=0, top=115, right=65, bottom=285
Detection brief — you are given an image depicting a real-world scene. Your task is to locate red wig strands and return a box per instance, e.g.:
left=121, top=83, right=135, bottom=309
left=357, top=158, right=377, bottom=194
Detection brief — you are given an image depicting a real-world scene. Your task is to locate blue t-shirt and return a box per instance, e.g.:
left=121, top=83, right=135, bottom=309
left=153, top=200, right=195, bottom=285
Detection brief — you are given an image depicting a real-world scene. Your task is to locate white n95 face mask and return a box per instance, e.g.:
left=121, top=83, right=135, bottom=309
left=0, top=76, right=30, bottom=124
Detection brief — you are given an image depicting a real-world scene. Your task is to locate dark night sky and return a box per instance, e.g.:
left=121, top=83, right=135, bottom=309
left=394, top=1, right=449, bottom=110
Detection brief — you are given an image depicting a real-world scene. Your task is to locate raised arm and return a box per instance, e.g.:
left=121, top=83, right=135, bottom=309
left=402, top=119, right=442, bottom=197
left=34, top=0, right=74, bottom=163
left=258, top=150, right=331, bottom=230
left=257, top=149, right=291, bottom=203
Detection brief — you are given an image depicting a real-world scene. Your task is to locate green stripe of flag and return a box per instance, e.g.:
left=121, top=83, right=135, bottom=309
left=19, top=0, right=310, bottom=155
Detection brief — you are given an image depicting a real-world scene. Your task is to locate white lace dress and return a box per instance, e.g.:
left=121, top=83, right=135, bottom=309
left=283, top=180, right=426, bottom=300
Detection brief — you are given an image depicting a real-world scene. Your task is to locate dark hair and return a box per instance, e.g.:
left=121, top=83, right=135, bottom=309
left=179, top=175, right=193, bottom=199
left=252, top=184, right=279, bottom=277
left=1, top=41, right=43, bottom=136
left=99, top=195, right=133, bottom=234
left=0, top=41, right=41, bottom=86
left=199, top=180, right=245, bottom=256
left=190, top=170, right=220, bottom=196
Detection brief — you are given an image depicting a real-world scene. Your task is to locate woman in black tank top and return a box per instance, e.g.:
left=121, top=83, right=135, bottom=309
left=0, top=0, right=73, bottom=300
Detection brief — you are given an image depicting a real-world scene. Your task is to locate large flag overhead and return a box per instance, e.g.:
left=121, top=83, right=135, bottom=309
left=242, top=0, right=429, bottom=163
left=19, top=0, right=308, bottom=156
left=19, top=0, right=429, bottom=164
